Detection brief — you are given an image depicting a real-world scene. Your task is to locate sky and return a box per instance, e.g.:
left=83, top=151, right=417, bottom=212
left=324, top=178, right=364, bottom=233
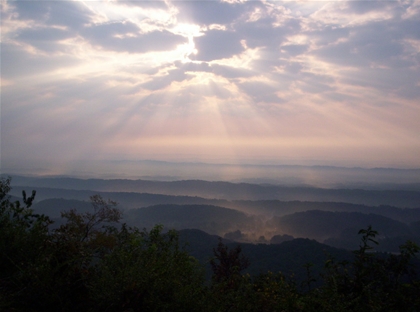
left=1, top=0, right=420, bottom=178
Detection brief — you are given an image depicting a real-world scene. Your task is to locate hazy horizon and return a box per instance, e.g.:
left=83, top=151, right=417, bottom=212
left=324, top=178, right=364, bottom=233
left=3, top=159, right=420, bottom=189
left=1, top=1, right=420, bottom=177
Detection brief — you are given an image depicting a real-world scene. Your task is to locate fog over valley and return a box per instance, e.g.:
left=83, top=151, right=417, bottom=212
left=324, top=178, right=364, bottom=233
left=5, top=171, right=420, bottom=253
left=2, top=1, right=420, bottom=308
left=6, top=160, right=420, bottom=189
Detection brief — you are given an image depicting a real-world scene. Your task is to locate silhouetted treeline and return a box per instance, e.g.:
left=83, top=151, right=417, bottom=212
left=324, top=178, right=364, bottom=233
left=29, top=196, right=420, bottom=252
left=1, top=177, right=420, bottom=311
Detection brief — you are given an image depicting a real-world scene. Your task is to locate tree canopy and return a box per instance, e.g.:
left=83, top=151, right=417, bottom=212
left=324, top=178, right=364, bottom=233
left=1, top=177, right=419, bottom=311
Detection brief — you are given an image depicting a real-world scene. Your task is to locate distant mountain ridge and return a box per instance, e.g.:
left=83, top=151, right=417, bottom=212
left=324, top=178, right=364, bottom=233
left=126, top=204, right=253, bottom=236
left=271, top=210, right=411, bottom=241
left=178, top=229, right=354, bottom=282
left=6, top=174, right=420, bottom=253
left=4, top=162, right=420, bottom=187
left=22, top=187, right=420, bottom=223
left=7, top=175, right=420, bottom=207
left=30, top=197, right=420, bottom=252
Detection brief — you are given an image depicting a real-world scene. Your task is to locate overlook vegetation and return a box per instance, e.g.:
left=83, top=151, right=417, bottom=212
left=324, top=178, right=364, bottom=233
left=7, top=175, right=420, bottom=252
left=1, top=176, right=420, bottom=311
left=24, top=194, right=420, bottom=252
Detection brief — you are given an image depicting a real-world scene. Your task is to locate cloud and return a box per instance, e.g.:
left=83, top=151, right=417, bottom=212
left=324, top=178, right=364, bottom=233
left=82, top=24, right=186, bottom=53
left=15, top=27, right=74, bottom=53
left=140, top=66, right=190, bottom=90
left=1, top=42, right=82, bottom=80
left=236, top=80, right=281, bottom=104
left=233, top=15, right=296, bottom=49
left=12, top=1, right=95, bottom=29
left=174, top=0, right=249, bottom=25
left=192, top=29, right=244, bottom=61
left=211, top=64, right=254, bottom=78
left=1, top=0, right=420, bottom=174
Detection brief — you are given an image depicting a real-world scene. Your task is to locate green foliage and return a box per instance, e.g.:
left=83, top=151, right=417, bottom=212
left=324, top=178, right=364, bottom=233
left=1, top=179, right=419, bottom=312
left=210, top=239, right=250, bottom=285
left=209, top=240, right=252, bottom=311
left=304, top=226, right=420, bottom=312
left=90, top=224, right=207, bottom=312
left=0, top=179, right=207, bottom=311
left=0, top=177, right=52, bottom=311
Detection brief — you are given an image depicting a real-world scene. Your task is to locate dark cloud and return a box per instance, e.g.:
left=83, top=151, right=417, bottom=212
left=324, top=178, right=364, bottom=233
left=115, top=1, right=169, bottom=10
left=341, top=68, right=419, bottom=97
left=17, top=27, right=72, bottom=42
left=13, top=1, right=94, bottom=30
left=1, top=43, right=80, bottom=79
left=11, top=1, right=50, bottom=20
left=299, top=79, right=336, bottom=95
left=308, top=26, right=350, bottom=46
left=345, top=1, right=393, bottom=15
left=397, top=19, right=420, bottom=40
left=253, top=91, right=284, bottom=105
left=3, top=0, right=420, bottom=172
left=312, top=17, right=419, bottom=73
left=174, top=0, right=251, bottom=25
left=313, top=41, right=369, bottom=67
left=82, top=24, right=186, bottom=53
left=84, top=20, right=140, bottom=37
left=237, top=81, right=279, bottom=103
left=250, top=51, right=285, bottom=72
left=140, top=67, right=190, bottom=90
left=233, top=17, right=296, bottom=49
left=312, top=24, right=399, bottom=67
left=16, top=27, right=74, bottom=52
left=283, top=62, right=303, bottom=74
left=272, top=68, right=336, bottom=96
left=176, top=61, right=212, bottom=73
left=192, top=29, right=244, bottom=61
left=211, top=64, right=255, bottom=78
left=281, top=44, right=308, bottom=56
left=396, top=83, right=420, bottom=99
left=323, top=92, right=358, bottom=104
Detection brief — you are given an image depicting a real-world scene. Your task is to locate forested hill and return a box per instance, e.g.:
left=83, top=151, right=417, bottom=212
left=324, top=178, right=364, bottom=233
left=29, top=198, right=420, bottom=252
left=270, top=210, right=411, bottom=241
left=7, top=175, right=420, bottom=207
left=125, top=204, right=253, bottom=235
left=7, top=175, right=420, bottom=252
left=26, top=189, right=420, bottom=222
left=178, top=229, right=354, bottom=282
left=2, top=176, right=420, bottom=311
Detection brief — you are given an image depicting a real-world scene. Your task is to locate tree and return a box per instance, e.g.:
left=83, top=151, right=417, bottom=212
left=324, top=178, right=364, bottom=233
left=208, top=239, right=251, bottom=311
left=1, top=178, right=207, bottom=311
left=0, top=177, right=52, bottom=310
left=210, top=238, right=249, bottom=285
left=305, top=226, right=420, bottom=312
left=90, top=224, right=208, bottom=312
left=2, top=178, right=419, bottom=312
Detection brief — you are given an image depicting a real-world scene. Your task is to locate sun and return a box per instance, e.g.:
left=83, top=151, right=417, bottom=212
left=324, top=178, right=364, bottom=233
left=170, top=23, right=202, bottom=62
